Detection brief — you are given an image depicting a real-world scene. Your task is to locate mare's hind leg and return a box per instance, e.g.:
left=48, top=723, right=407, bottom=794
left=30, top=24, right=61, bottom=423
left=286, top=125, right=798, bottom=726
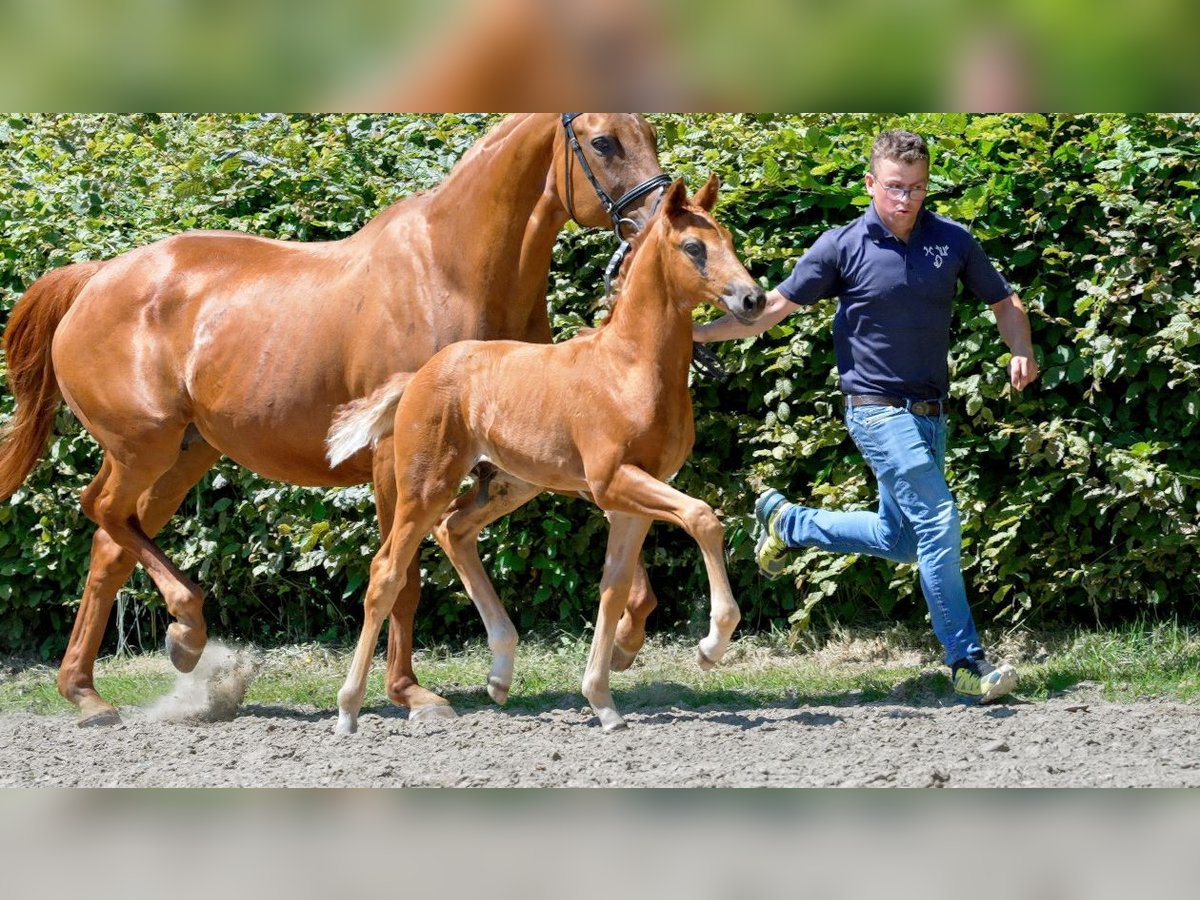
left=61, top=442, right=221, bottom=725
left=432, top=469, right=543, bottom=705
left=593, top=465, right=741, bottom=670
left=81, top=433, right=212, bottom=675
left=374, top=438, right=457, bottom=721
left=583, top=513, right=652, bottom=732
left=611, top=563, right=657, bottom=672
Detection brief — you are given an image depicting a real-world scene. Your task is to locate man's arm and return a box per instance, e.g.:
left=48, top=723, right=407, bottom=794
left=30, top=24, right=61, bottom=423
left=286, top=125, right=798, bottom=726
left=990, top=293, right=1039, bottom=391
left=694, top=288, right=796, bottom=343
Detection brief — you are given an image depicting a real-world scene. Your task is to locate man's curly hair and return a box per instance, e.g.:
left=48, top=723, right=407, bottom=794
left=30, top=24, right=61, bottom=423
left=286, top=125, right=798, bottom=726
left=870, top=130, right=930, bottom=173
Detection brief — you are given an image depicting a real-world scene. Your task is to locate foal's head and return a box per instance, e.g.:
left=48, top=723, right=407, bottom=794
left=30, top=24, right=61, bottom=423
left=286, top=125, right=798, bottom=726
left=643, top=174, right=766, bottom=324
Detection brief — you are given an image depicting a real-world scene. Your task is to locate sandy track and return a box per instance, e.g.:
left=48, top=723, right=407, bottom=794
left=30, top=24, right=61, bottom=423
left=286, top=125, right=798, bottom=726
left=3, top=691, right=1197, bottom=787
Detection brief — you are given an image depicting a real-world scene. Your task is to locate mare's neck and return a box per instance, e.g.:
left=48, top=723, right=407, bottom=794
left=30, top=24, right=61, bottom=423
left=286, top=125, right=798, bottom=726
left=357, top=114, right=567, bottom=341
left=429, top=113, right=566, bottom=339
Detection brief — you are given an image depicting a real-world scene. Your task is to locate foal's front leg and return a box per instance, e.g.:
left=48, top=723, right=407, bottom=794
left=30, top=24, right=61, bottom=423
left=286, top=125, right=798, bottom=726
left=584, top=513, right=653, bottom=732
left=595, top=465, right=741, bottom=669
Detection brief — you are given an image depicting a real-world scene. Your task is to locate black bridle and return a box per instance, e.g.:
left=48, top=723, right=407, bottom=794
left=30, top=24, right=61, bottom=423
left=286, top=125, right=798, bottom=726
left=561, top=112, right=675, bottom=294
left=560, top=113, right=672, bottom=246
left=560, top=114, right=727, bottom=382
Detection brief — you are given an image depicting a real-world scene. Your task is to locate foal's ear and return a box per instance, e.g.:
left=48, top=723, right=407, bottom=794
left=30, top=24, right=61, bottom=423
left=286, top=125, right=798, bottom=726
left=693, top=173, right=720, bottom=212
left=663, top=177, right=689, bottom=218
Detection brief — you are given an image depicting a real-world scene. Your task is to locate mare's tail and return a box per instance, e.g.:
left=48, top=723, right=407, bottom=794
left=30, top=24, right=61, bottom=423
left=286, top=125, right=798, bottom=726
left=0, top=261, right=105, bottom=500
left=326, top=372, right=415, bottom=468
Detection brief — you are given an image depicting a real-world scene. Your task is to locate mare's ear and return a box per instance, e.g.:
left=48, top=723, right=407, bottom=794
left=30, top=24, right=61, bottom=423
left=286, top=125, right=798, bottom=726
left=663, top=177, right=689, bottom=218
left=693, top=173, right=720, bottom=212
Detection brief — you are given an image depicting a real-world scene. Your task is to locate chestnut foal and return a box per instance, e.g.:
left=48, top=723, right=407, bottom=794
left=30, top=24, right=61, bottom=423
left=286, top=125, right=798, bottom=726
left=326, top=175, right=765, bottom=732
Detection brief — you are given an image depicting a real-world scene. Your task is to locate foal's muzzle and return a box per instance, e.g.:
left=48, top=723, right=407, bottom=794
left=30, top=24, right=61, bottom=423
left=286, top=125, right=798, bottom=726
left=727, top=284, right=767, bottom=324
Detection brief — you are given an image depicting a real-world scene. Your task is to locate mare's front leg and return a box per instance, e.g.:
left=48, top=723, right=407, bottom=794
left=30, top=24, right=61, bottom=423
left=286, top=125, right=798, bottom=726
left=583, top=513, right=652, bottom=732
left=432, top=469, right=543, bottom=705
left=594, top=465, right=741, bottom=670
left=373, top=438, right=457, bottom=721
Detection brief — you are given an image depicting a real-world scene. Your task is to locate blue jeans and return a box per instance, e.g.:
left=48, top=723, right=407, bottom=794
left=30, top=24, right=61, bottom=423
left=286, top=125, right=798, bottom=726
left=775, top=403, right=983, bottom=666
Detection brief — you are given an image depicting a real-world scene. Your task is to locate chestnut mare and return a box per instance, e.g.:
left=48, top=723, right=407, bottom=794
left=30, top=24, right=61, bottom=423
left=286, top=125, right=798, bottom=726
left=326, top=175, right=766, bottom=732
left=0, top=113, right=669, bottom=726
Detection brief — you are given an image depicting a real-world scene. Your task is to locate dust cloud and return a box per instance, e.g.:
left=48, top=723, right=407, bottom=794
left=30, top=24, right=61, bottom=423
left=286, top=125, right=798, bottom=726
left=143, top=640, right=258, bottom=724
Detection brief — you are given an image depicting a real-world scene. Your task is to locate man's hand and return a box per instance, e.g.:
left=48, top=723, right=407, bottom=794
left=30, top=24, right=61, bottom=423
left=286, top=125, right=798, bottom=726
left=1008, top=352, right=1039, bottom=392
left=991, top=293, right=1038, bottom=393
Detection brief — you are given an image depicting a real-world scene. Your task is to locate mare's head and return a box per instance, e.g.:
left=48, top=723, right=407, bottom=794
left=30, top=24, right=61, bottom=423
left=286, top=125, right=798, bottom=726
left=639, top=174, right=766, bottom=324
left=554, top=114, right=669, bottom=238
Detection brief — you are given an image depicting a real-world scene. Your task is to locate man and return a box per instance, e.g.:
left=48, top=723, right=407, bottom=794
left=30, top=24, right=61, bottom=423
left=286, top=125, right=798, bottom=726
left=694, top=129, right=1038, bottom=703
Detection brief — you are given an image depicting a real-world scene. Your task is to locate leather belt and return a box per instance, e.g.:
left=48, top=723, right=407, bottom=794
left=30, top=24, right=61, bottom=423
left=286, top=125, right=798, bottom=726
left=845, top=394, right=946, bottom=417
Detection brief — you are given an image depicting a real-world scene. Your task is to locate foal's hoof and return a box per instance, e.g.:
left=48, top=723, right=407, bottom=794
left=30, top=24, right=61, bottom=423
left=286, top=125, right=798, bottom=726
left=595, top=708, right=628, bottom=733
left=165, top=625, right=203, bottom=674
left=487, top=678, right=510, bottom=706
left=696, top=645, right=716, bottom=671
left=409, top=703, right=458, bottom=724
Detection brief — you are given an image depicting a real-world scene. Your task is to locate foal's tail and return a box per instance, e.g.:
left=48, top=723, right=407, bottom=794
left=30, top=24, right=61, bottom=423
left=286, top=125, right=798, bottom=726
left=326, top=372, right=414, bottom=469
left=0, top=261, right=105, bottom=500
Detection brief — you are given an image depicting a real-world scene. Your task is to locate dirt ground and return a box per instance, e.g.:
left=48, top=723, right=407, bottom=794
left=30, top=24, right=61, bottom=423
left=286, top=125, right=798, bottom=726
left=3, top=685, right=1197, bottom=787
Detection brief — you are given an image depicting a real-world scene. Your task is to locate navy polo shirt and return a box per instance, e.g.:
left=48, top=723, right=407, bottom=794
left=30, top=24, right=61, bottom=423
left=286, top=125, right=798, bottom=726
left=777, top=203, right=1012, bottom=401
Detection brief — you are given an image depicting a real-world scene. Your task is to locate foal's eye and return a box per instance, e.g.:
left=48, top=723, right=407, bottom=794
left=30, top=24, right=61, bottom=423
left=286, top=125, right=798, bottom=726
left=683, top=240, right=706, bottom=261
left=590, top=136, right=614, bottom=156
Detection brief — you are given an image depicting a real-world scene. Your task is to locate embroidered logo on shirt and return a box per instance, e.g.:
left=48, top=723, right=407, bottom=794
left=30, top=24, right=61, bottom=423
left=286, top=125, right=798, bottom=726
left=925, top=244, right=950, bottom=269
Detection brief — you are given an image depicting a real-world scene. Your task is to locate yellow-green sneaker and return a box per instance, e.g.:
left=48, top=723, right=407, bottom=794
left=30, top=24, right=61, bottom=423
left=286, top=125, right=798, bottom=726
left=754, top=489, right=793, bottom=579
left=952, top=658, right=1018, bottom=703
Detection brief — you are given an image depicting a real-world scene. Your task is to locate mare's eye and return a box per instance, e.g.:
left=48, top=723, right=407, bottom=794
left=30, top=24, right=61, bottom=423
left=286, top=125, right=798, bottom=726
left=590, top=136, right=614, bottom=156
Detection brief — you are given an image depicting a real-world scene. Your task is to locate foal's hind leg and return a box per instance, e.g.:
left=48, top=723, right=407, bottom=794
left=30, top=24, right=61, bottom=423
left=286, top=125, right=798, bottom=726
left=61, top=442, right=221, bottom=724
left=339, top=444, right=469, bottom=733
left=336, top=519, right=431, bottom=735
left=432, top=469, right=543, bottom=705
left=373, top=439, right=457, bottom=721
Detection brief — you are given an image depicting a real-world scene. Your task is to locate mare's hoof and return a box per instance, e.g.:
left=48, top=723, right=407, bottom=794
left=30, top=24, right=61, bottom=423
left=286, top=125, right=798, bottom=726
left=487, top=678, right=510, bottom=706
left=610, top=645, right=637, bottom=672
left=409, top=703, right=458, bottom=724
left=78, top=707, right=122, bottom=728
left=165, top=626, right=203, bottom=674
left=696, top=646, right=716, bottom=671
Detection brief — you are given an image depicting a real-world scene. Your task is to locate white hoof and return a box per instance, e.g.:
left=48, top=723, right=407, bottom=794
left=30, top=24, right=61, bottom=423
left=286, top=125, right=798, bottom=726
left=334, top=711, right=357, bottom=736
left=595, top=707, right=628, bottom=732
left=487, top=678, right=510, bottom=706
left=409, top=703, right=458, bottom=723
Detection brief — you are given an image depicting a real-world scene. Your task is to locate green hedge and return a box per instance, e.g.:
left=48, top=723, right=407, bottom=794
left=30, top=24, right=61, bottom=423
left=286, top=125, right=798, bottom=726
left=2, top=114, right=1197, bottom=659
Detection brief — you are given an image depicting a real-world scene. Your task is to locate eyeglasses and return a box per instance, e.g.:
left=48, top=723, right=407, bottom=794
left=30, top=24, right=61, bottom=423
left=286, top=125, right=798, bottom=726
left=878, top=183, right=928, bottom=201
